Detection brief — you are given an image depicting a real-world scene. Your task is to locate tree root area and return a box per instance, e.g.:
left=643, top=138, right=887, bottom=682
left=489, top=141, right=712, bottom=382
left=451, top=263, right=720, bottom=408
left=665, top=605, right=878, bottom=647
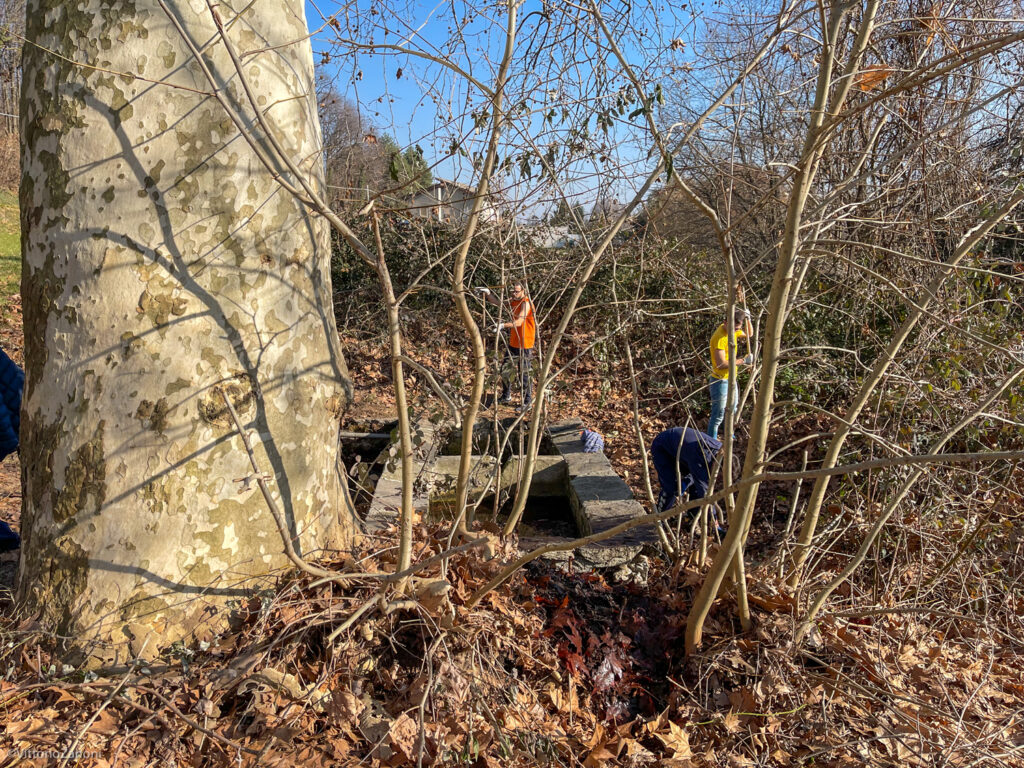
left=1, top=523, right=1022, bottom=767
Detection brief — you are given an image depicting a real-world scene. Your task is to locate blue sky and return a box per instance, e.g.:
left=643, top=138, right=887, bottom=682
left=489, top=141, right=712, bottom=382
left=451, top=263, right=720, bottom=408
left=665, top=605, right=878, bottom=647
left=302, top=0, right=711, bottom=216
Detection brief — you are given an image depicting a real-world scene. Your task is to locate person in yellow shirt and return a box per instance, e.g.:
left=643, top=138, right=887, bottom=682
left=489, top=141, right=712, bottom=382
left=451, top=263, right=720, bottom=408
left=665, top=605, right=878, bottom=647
left=708, top=307, right=753, bottom=440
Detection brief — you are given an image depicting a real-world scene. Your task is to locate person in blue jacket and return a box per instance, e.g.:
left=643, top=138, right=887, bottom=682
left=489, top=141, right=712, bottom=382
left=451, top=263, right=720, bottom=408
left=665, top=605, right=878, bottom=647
left=651, top=426, right=722, bottom=516
left=0, top=346, right=24, bottom=552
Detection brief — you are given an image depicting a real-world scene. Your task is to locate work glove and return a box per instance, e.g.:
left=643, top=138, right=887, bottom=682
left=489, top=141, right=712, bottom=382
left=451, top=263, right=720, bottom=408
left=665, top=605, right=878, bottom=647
left=494, top=322, right=504, bottom=334
left=580, top=428, right=604, bottom=453
left=475, top=286, right=491, bottom=296
left=742, top=353, right=754, bottom=365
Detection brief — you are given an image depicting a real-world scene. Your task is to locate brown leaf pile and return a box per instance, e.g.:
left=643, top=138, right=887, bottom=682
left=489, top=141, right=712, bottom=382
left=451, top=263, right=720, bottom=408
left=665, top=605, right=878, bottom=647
left=2, top=522, right=1022, bottom=767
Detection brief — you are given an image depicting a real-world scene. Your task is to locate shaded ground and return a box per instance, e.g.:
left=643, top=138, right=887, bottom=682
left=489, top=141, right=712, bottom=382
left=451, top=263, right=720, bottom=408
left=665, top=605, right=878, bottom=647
left=0, top=322, right=1021, bottom=766
left=1, top=198, right=1021, bottom=765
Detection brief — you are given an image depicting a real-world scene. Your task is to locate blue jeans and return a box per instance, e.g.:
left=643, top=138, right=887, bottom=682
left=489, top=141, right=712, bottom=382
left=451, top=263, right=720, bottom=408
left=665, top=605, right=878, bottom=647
left=708, top=376, right=737, bottom=440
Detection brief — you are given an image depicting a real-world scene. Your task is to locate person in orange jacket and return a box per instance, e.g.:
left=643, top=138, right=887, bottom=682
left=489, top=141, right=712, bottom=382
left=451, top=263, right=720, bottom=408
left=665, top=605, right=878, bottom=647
left=476, top=279, right=536, bottom=409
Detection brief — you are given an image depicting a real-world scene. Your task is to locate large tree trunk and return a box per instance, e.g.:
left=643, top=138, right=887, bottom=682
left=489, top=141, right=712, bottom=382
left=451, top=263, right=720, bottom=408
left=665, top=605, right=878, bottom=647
left=17, top=0, right=353, bottom=661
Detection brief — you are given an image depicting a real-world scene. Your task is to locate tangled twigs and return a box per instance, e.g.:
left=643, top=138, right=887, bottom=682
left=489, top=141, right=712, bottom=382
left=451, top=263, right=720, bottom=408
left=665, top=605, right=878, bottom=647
left=327, top=596, right=381, bottom=644
left=126, top=685, right=261, bottom=757
left=381, top=537, right=492, bottom=585
left=466, top=450, right=1024, bottom=609
left=325, top=537, right=492, bottom=643
left=1, top=678, right=260, bottom=759
left=58, top=645, right=144, bottom=768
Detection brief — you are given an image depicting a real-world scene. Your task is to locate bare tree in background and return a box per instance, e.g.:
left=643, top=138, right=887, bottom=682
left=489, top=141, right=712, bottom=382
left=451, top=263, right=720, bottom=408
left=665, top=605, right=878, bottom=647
left=317, top=83, right=433, bottom=209
left=0, top=0, right=22, bottom=188
left=317, top=85, right=385, bottom=208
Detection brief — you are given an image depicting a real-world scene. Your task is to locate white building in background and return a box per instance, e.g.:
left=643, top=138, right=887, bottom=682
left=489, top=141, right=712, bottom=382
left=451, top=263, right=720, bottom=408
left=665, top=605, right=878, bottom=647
left=407, top=179, right=503, bottom=225
left=529, top=225, right=583, bottom=249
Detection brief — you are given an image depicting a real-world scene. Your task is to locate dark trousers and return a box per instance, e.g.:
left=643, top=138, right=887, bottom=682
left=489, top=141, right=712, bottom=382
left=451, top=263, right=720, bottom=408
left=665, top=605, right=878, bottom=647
left=501, top=346, right=533, bottom=405
left=651, top=431, right=692, bottom=512
left=0, top=521, right=18, bottom=552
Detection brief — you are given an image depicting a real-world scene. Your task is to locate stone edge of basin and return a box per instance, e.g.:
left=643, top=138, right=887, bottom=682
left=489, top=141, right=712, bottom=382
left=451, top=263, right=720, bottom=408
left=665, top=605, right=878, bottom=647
left=548, top=419, right=657, bottom=567
left=364, top=418, right=657, bottom=569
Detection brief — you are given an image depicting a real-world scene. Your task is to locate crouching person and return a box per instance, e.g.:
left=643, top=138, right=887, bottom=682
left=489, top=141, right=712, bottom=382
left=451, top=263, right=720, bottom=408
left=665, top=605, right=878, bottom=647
left=651, top=427, right=723, bottom=530
left=0, top=346, right=23, bottom=552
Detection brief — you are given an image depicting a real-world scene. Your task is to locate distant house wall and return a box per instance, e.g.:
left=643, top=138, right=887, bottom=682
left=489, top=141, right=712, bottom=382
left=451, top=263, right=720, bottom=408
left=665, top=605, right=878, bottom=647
left=529, top=225, right=583, bottom=249
left=408, top=180, right=501, bottom=224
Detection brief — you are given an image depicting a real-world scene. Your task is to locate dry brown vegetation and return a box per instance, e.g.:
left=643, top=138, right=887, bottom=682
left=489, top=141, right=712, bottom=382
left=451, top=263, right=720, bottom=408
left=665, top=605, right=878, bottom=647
left=2, top=303, right=1022, bottom=766
left=3, top=0, right=1024, bottom=763
left=1, top=516, right=1021, bottom=767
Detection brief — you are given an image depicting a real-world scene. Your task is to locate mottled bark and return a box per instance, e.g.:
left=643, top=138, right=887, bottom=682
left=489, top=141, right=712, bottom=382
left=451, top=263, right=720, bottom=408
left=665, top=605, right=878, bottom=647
left=18, top=0, right=354, bottom=660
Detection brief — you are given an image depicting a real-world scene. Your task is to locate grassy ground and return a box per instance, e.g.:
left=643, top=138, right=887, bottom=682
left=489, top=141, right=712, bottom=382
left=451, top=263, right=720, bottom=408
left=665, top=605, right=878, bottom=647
left=0, top=189, right=18, bottom=310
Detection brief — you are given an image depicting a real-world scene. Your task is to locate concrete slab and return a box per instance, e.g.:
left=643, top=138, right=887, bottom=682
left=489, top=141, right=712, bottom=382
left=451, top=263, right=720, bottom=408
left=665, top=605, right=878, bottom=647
left=571, top=475, right=636, bottom=503
left=365, top=415, right=443, bottom=532
left=502, top=456, right=568, bottom=496
left=366, top=416, right=657, bottom=573
left=427, top=455, right=503, bottom=494
left=366, top=419, right=564, bottom=530
left=517, top=535, right=576, bottom=563
left=546, top=419, right=657, bottom=567
left=438, top=417, right=545, bottom=457
left=582, top=500, right=646, bottom=530
left=364, top=470, right=430, bottom=533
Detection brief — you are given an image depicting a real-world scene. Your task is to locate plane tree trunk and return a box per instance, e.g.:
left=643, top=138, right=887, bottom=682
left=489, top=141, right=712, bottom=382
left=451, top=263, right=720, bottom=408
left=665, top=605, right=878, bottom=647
left=17, top=0, right=354, bottom=661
